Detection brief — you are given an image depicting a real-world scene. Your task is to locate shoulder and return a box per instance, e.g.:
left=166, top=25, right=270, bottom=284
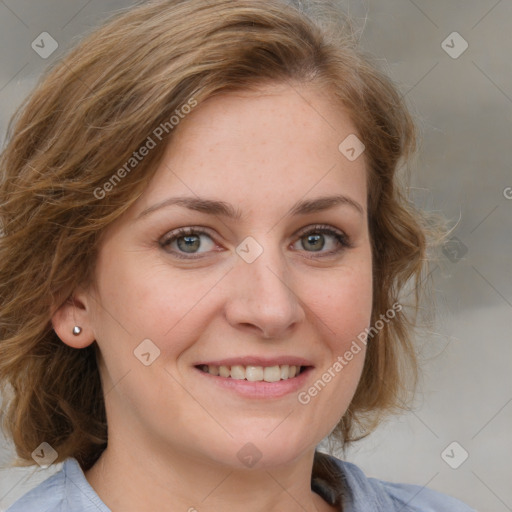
left=369, top=476, right=477, bottom=512
left=5, top=458, right=110, bottom=512
left=318, top=453, right=476, bottom=512
left=5, top=463, right=67, bottom=512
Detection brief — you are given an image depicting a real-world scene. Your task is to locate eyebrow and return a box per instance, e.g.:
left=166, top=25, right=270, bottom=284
left=137, top=194, right=365, bottom=221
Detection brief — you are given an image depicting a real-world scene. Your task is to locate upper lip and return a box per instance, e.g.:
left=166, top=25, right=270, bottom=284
left=194, top=356, right=314, bottom=367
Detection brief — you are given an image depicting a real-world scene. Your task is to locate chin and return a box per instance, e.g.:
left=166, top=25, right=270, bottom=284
left=201, top=429, right=317, bottom=471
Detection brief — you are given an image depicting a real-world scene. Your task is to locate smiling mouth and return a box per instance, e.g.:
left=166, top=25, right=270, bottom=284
left=196, top=364, right=308, bottom=382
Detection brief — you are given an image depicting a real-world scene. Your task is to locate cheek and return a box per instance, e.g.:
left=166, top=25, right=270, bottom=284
left=291, top=262, right=373, bottom=442
left=301, top=256, right=373, bottom=390
left=91, top=249, right=226, bottom=360
left=306, top=260, right=373, bottom=348
left=329, top=274, right=372, bottom=343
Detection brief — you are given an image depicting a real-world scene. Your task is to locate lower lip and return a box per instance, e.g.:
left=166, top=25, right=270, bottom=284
left=194, top=367, right=313, bottom=399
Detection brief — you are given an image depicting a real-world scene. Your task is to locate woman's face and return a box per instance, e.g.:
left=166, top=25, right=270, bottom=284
left=70, top=82, right=373, bottom=469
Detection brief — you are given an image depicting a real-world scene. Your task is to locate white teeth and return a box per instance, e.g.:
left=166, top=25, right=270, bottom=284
left=246, top=366, right=264, bottom=382
left=263, top=365, right=281, bottom=382
left=219, top=365, right=230, bottom=378
left=230, top=365, right=245, bottom=380
left=199, top=364, right=303, bottom=380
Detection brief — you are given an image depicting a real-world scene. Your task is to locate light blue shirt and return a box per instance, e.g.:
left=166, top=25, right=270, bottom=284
left=6, top=454, right=475, bottom=511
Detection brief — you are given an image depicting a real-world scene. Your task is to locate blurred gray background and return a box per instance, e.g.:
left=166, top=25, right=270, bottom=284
left=0, top=1, right=511, bottom=511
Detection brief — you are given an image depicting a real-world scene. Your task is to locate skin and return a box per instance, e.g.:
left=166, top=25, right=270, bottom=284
left=52, top=82, right=373, bottom=512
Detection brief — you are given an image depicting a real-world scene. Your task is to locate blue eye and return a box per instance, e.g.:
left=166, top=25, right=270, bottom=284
left=160, top=227, right=216, bottom=258
left=159, top=224, right=352, bottom=259
left=292, top=224, right=352, bottom=257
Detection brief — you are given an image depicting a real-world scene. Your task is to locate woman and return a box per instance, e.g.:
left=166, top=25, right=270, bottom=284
left=0, top=0, right=474, bottom=510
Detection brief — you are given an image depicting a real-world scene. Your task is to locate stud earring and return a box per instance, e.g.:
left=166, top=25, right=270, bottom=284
left=72, top=326, right=82, bottom=336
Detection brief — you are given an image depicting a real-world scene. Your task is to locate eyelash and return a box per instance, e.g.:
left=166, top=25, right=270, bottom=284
left=159, top=224, right=353, bottom=260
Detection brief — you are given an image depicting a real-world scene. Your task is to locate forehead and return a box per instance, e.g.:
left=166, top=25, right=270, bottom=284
left=133, top=82, right=367, bottom=219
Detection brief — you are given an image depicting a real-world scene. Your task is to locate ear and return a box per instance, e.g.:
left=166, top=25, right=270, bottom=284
left=51, top=290, right=96, bottom=349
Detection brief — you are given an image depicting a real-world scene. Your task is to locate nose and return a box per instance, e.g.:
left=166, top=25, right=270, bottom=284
left=224, top=242, right=305, bottom=339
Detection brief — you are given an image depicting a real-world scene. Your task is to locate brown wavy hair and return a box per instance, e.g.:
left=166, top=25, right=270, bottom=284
left=0, top=0, right=436, bottom=471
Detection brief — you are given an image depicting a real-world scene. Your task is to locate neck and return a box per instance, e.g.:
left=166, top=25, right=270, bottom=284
left=84, top=439, right=337, bottom=512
